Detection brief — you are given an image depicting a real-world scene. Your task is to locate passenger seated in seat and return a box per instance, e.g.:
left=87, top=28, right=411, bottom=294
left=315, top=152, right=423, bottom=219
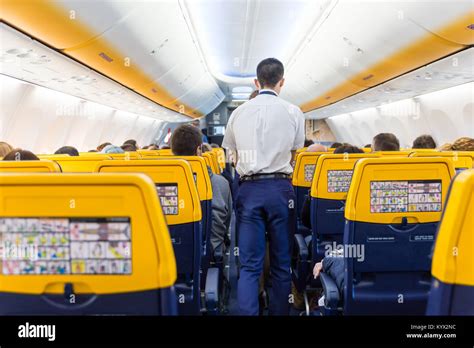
left=97, top=142, right=111, bottom=152
left=304, top=139, right=314, bottom=147
left=171, top=124, right=232, bottom=259
left=412, top=135, right=436, bottom=149
left=121, top=143, right=137, bottom=152
left=330, top=142, right=343, bottom=149
left=306, top=143, right=327, bottom=152
left=372, top=133, right=400, bottom=151
left=301, top=144, right=363, bottom=229
left=451, top=137, right=474, bottom=151
left=333, top=144, right=364, bottom=155
left=54, top=146, right=79, bottom=156
left=0, top=142, right=13, bottom=157
left=123, top=139, right=139, bottom=149
left=2, top=149, right=39, bottom=161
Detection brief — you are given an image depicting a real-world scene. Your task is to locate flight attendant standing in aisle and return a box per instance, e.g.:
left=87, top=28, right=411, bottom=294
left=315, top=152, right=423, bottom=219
left=222, top=58, right=305, bottom=315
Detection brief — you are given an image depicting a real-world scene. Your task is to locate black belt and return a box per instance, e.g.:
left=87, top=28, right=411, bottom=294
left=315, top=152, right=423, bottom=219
left=240, top=173, right=291, bottom=182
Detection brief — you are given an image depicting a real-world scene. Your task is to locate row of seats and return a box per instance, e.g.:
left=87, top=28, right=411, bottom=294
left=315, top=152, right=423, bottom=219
left=0, top=149, right=227, bottom=315
left=291, top=149, right=474, bottom=315
left=19, top=149, right=224, bottom=175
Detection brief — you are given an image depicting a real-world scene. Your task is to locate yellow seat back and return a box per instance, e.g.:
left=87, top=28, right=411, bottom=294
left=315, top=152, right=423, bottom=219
left=137, top=150, right=162, bottom=158
left=108, top=152, right=142, bottom=160
left=374, top=150, right=411, bottom=157
left=0, top=160, right=61, bottom=172
left=95, top=159, right=202, bottom=225
left=0, top=172, right=176, bottom=294
left=432, top=169, right=474, bottom=287
left=202, top=152, right=220, bottom=174
left=310, top=153, right=379, bottom=200
left=38, top=154, right=112, bottom=172
left=410, top=151, right=474, bottom=170
left=345, top=157, right=456, bottom=224
left=292, top=152, right=328, bottom=188
left=212, top=148, right=226, bottom=171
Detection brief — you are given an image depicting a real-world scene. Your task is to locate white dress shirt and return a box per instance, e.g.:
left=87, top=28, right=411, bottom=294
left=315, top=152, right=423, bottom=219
left=222, top=89, right=305, bottom=176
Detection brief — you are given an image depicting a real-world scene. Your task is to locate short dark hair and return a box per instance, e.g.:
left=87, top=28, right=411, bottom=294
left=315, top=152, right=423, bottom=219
left=170, top=124, right=202, bottom=156
left=330, top=142, right=343, bottom=149
left=372, top=133, right=400, bottom=151
left=121, top=144, right=137, bottom=152
left=256, top=58, right=284, bottom=88
left=304, top=139, right=314, bottom=147
left=364, top=144, right=372, bottom=148
left=3, top=149, right=39, bottom=161
left=123, top=139, right=137, bottom=147
left=54, top=146, right=79, bottom=156
left=412, top=135, right=436, bottom=149
left=334, top=145, right=364, bottom=154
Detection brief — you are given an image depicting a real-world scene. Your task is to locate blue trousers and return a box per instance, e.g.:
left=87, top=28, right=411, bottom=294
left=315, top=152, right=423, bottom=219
left=236, top=179, right=296, bottom=315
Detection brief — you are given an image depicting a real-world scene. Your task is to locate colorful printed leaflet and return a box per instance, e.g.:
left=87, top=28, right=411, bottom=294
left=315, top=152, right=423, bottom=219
left=0, top=218, right=132, bottom=275
left=327, top=170, right=353, bottom=193
left=370, top=180, right=442, bottom=213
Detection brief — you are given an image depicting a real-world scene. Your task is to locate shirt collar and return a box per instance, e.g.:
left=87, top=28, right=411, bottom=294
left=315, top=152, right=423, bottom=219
left=259, top=89, right=279, bottom=96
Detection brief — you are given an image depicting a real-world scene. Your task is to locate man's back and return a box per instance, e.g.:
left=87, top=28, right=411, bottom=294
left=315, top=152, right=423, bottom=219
left=225, top=93, right=305, bottom=176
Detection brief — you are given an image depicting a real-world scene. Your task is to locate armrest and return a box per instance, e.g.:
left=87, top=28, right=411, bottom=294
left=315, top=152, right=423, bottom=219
left=204, top=267, right=220, bottom=314
left=294, top=234, right=309, bottom=261
left=320, top=272, right=340, bottom=309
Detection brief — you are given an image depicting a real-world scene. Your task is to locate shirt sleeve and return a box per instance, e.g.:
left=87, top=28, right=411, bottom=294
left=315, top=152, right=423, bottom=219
left=222, top=112, right=237, bottom=152
left=292, top=107, right=305, bottom=151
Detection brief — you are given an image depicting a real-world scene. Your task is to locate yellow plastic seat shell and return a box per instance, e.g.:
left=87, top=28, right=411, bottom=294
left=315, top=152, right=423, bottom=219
left=410, top=151, right=474, bottom=169
left=38, top=154, right=112, bottom=172
left=310, top=153, right=380, bottom=200
left=0, top=160, right=61, bottom=172
left=431, top=169, right=474, bottom=286
left=344, top=157, right=456, bottom=224
left=94, top=159, right=202, bottom=225
left=0, top=172, right=177, bottom=294
left=292, top=151, right=329, bottom=188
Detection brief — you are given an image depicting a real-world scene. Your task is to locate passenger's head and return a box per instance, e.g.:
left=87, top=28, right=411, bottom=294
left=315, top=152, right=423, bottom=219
left=170, top=124, right=203, bottom=156
left=306, top=143, right=327, bottom=152
left=101, top=145, right=124, bottom=154
left=438, top=143, right=453, bottom=151
left=255, top=58, right=284, bottom=92
left=54, top=146, right=79, bottom=156
left=333, top=145, right=364, bottom=154
left=2, top=149, right=39, bottom=161
left=412, top=135, right=436, bottom=149
left=364, top=144, right=372, bottom=148
left=372, top=133, right=400, bottom=151
left=123, top=139, right=137, bottom=147
left=0, top=141, right=13, bottom=157
left=88, top=149, right=98, bottom=152
left=201, top=143, right=213, bottom=153
left=97, top=142, right=111, bottom=152
left=451, top=137, right=474, bottom=151
left=304, top=139, right=314, bottom=147
left=121, top=143, right=137, bottom=152
left=159, top=144, right=170, bottom=150
left=249, top=90, right=259, bottom=100
left=330, top=142, right=343, bottom=149
left=210, top=143, right=220, bottom=148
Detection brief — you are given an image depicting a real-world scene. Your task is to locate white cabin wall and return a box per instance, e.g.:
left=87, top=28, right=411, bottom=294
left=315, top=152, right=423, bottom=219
left=0, top=75, right=166, bottom=154
left=326, top=82, right=474, bottom=148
